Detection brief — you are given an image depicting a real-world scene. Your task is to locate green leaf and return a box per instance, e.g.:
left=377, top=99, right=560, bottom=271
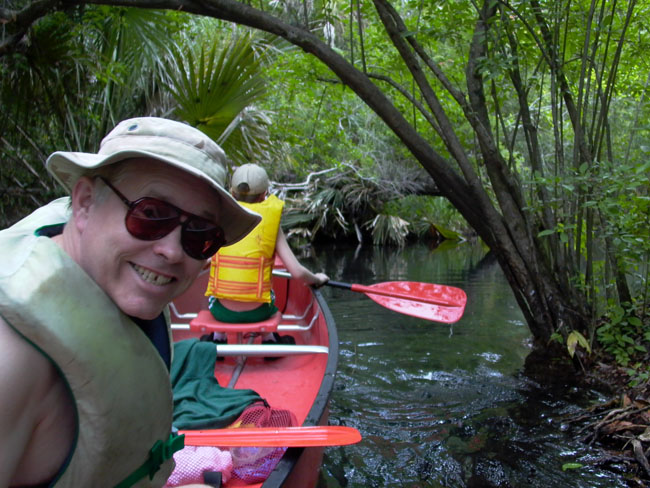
left=164, top=29, right=272, bottom=164
left=562, top=463, right=583, bottom=471
left=628, top=317, right=642, bottom=326
left=622, top=335, right=635, bottom=345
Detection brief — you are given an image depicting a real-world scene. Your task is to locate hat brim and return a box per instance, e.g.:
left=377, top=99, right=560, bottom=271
left=46, top=150, right=261, bottom=247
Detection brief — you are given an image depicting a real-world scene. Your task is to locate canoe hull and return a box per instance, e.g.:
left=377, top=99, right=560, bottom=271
left=170, top=268, right=338, bottom=488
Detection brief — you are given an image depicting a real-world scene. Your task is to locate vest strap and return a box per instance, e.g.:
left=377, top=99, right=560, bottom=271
left=114, top=434, right=185, bottom=488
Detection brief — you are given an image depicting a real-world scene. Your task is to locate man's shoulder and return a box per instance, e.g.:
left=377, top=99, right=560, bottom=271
left=2, top=198, right=70, bottom=235
left=265, top=194, right=284, bottom=205
left=0, top=198, right=70, bottom=280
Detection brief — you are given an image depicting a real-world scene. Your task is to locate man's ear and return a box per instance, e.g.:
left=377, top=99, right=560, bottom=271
left=70, top=176, right=96, bottom=234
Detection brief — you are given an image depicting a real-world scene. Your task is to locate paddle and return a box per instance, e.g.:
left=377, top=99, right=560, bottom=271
left=273, top=270, right=467, bottom=323
left=326, top=280, right=467, bottom=323
left=180, top=425, right=362, bottom=447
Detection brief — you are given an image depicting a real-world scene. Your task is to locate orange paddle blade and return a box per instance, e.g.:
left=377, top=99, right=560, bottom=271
left=180, top=426, right=362, bottom=447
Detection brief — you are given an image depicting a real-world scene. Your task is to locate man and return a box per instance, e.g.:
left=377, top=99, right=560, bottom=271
left=204, top=163, right=328, bottom=346
left=0, top=117, right=261, bottom=487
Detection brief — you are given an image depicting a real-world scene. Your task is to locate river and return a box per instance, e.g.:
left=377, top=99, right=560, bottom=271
left=304, top=241, right=625, bottom=487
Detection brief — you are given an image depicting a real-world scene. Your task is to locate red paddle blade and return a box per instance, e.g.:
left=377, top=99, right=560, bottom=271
left=359, top=281, right=467, bottom=323
left=180, top=426, right=362, bottom=448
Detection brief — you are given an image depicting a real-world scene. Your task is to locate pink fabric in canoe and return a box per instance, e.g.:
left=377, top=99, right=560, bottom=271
left=164, top=445, right=233, bottom=486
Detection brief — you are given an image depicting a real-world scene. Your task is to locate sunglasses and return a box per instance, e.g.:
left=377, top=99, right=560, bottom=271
left=98, top=176, right=225, bottom=260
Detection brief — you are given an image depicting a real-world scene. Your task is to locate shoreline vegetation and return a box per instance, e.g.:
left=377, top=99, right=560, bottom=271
left=525, top=325, right=650, bottom=486
left=577, top=359, right=650, bottom=486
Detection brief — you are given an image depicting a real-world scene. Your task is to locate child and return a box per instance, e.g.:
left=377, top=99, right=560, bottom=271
left=204, top=164, right=329, bottom=345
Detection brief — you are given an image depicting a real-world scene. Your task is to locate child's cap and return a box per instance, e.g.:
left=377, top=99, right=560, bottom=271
left=231, top=164, right=270, bottom=195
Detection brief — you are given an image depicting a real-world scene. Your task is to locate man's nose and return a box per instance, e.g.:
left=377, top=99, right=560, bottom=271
left=152, top=225, right=185, bottom=262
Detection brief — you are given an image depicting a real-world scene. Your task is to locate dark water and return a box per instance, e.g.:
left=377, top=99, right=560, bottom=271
left=303, top=242, right=625, bottom=488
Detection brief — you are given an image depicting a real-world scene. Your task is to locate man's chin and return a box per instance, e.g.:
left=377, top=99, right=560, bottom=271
left=130, top=310, right=163, bottom=320
left=117, top=299, right=165, bottom=320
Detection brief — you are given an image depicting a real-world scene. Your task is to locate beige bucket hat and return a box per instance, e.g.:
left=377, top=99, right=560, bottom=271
left=46, top=117, right=261, bottom=246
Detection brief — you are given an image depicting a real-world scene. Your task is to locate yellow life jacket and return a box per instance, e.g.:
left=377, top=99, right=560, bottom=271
left=0, top=198, right=175, bottom=487
left=206, top=194, right=284, bottom=303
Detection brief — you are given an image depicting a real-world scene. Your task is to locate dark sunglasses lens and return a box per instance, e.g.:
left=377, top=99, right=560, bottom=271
left=126, top=199, right=180, bottom=240
left=182, top=221, right=226, bottom=259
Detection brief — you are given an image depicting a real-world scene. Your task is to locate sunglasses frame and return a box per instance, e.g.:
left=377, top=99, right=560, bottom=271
left=97, top=176, right=225, bottom=260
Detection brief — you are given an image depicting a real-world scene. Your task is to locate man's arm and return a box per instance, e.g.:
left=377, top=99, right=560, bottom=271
left=0, top=316, right=74, bottom=486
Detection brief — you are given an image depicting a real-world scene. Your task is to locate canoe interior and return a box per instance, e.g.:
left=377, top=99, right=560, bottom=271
left=170, top=265, right=339, bottom=488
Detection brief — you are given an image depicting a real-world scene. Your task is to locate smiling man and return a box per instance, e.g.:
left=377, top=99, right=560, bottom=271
left=0, top=118, right=260, bottom=487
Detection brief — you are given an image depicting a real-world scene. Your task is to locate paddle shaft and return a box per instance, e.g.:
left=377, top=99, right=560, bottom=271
left=180, top=425, right=362, bottom=447
left=326, top=280, right=460, bottom=307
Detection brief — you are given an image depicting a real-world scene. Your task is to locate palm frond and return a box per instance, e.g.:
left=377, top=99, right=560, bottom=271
left=165, top=31, right=267, bottom=135
left=365, top=214, right=410, bottom=247
left=217, top=106, right=275, bottom=165
left=163, top=29, right=274, bottom=164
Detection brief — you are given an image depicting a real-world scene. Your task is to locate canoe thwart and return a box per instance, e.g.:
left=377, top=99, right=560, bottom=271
left=216, top=344, right=329, bottom=357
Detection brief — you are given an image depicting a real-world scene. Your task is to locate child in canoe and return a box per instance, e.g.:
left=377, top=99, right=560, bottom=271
left=204, top=163, right=328, bottom=346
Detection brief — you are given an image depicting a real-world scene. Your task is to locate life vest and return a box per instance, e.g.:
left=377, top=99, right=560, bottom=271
left=0, top=198, right=175, bottom=487
left=206, top=194, right=284, bottom=303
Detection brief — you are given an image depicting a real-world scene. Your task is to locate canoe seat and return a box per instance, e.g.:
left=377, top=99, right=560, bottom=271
left=189, top=310, right=282, bottom=334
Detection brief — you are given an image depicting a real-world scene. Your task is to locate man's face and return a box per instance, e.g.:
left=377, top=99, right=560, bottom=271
left=73, top=159, right=222, bottom=319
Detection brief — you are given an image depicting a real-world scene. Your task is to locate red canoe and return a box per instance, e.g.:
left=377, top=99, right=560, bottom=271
left=169, top=260, right=339, bottom=487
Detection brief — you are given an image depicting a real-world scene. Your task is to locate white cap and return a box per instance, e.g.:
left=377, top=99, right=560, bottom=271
left=231, top=164, right=270, bottom=196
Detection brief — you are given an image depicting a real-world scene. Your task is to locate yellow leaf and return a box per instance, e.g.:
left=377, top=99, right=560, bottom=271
left=567, top=330, right=591, bottom=358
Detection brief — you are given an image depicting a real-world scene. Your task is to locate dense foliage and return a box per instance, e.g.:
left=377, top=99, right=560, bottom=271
left=1, top=6, right=189, bottom=222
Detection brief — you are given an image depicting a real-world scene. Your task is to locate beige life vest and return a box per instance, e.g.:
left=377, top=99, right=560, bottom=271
left=206, top=194, right=284, bottom=303
left=0, top=198, right=174, bottom=487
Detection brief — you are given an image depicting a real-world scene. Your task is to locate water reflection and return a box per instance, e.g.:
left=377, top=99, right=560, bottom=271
left=303, top=242, right=624, bottom=488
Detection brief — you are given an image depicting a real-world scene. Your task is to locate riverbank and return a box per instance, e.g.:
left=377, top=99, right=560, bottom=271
left=580, top=357, right=650, bottom=487
left=524, top=344, right=650, bottom=487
